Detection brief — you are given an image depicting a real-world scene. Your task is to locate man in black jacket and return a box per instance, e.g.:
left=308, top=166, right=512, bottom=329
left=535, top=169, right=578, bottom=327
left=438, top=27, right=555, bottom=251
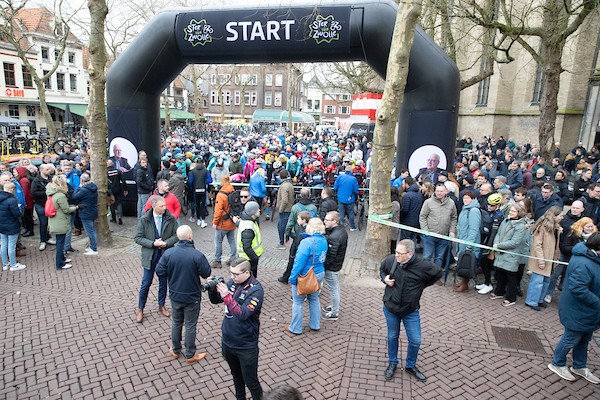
left=380, top=239, right=442, bottom=383
left=209, top=258, right=264, bottom=400
left=31, top=163, right=55, bottom=250
left=399, top=177, right=422, bottom=243
left=322, top=211, right=348, bottom=320
left=319, top=186, right=338, bottom=221
left=156, top=225, right=211, bottom=364
left=135, top=158, right=154, bottom=218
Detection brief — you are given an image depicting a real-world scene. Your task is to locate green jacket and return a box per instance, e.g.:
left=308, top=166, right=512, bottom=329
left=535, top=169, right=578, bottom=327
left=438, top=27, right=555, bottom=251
left=134, top=209, right=178, bottom=269
left=493, top=218, right=527, bottom=272
left=46, top=186, right=76, bottom=235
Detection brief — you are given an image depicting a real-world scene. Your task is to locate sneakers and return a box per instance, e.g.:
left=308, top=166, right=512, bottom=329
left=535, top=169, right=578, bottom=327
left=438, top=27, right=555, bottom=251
left=197, top=219, right=201, bottom=227
left=188, top=216, right=196, bottom=223
left=322, top=311, right=339, bottom=320
left=544, top=294, right=552, bottom=304
left=350, top=228, right=357, bottom=232
left=275, top=244, right=286, bottom=250
left=570, top=367, right=600, bottom=384
left=323, top=305, right=333, bottom=312
left=39, top=242, right=46, bottom=251
left=200, top=221, right=208, bottom=228
left=9, top=263, right=26, bottom=271
left=210, top=260, right=222, bottom=269
left=59, top=263, right=73, bottom=270
left=548, top=363, right=575, bottom=381
left=46, top=239, right=56, bottom=245
left=475, top=283, right=487, bottom=290
left=477, top=284, right=494, bottom=295
left=64, top=258, right=72, bottom=263
left=265, top=215, right=270, bottom=221
left=84, top=249, right=98, bottom=255
left=2, top=265, right=9, bottom=271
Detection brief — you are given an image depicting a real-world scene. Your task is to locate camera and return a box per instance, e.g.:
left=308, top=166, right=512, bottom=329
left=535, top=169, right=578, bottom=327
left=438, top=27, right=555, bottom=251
left=201, top=276, right=225, bottom=292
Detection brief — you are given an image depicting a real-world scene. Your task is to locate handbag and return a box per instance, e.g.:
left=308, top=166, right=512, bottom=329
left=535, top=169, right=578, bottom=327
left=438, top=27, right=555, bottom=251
left=296, top=241, right=321, bottom=296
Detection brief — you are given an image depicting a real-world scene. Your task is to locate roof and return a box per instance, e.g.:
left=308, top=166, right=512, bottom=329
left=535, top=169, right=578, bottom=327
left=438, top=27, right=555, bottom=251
left=252, top=109, right=315, bottom=124
left=15, top=8, right=81, bottom=44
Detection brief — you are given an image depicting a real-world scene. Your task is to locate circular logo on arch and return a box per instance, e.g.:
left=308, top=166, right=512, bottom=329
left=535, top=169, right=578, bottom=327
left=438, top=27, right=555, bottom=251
left=310, top=15, right=342, bottom=44
left=184, top=19, right=214, bottom=47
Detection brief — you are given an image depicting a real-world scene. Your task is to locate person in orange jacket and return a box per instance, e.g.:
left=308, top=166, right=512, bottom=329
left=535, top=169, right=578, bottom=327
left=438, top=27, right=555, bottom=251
left=212, top=175, right=237, bottom=269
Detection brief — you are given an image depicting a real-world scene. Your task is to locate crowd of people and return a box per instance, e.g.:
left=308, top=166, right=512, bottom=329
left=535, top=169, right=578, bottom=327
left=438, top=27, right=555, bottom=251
left=2, top=126, right=600, bottom=392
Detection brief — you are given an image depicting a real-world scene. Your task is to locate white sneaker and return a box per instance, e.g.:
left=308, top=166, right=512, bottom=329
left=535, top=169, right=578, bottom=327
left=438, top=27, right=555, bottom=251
left=39, top=242, right=46, bottom=251
left=64, top=258, right=72, bottom=263
left=544, top=294, right=552, bottom=304
left=548, top=363, right=575, bottom=381
left=61, top=263, right=72, bottom=270
left=46, top=239, right=56, bottom=245
left=196, top=219, right=201, bottom=227
left=478, top=284, right=494, bottom=295
left=84, top=250, right=98, bottom=255
left=350, top=228, right=357, bottom=232
left=201, top=221, right=208, bottom=228
left=3, top=265, right=9, bottom=271
left=475, top=283, right=486, bottom=290
left=570, top=367, right=600, bottom=384
left=10, top=263, right=26, bottom=271
left=85, top=247, right=91, bottom=252
left=188, top=216, right=196, bottom=222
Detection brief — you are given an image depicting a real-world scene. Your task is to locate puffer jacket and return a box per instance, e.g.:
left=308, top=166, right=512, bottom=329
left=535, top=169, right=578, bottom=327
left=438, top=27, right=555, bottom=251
left=213, top=182, right=236, bottom=230
left=0, top=191, right=22, bottom=235
left=71, top=183, right=99, bottom=220
left=457, top=199, right=481, bottom=256
left=400, top=184, right=423, bottom=228
left=289, top=233, right=328, bottom=285
left=325, top=225, right=348, bottom=272
left=419, top=195, right=457, bottom=235
left=46, top=186, right=76, bottom=235
left=558, top=242, right=600, bottom=332
left=493, top=217, right=527, bottom=272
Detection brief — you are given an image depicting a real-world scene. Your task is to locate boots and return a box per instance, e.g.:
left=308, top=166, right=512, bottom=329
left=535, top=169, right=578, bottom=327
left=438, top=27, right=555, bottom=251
left=453, top=277, right=469, bottom=292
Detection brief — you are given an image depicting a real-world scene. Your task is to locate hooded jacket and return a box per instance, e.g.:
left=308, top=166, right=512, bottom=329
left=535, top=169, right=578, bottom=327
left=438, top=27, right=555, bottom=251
left=325, top=225, right=348, bottom=272
left=558, top=242, right=600, bottom=332
left=419, top=195, right=458, bottom=235
left=72, top=183, right=99, bottom=220
left=493, top=218, right=527, bottom=272
left=0, top=191, right=22, bottom=235
left=400, top=184, right=423, bottom=228
left=289, top=232, right=328, bottom=285
left=46, top=185, right=76, bottom=235
left=457, top=199, right=481, bottom=255
left=213, top=181, right=237, bottom=230
left=15, top=167, right=33, bottom=209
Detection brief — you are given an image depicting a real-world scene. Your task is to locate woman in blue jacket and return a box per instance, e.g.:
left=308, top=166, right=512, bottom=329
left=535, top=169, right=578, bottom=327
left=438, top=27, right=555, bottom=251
left=287, top=218, right=328, bottom=335
left=0, top=181, right=25, bottom=271
left=249, top=168, right=267, bottom=213
left=548, top=235, right=600, bottom=384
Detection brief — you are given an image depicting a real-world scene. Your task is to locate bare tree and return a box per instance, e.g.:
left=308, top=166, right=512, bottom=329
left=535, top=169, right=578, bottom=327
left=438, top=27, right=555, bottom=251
left=286, top=63, right=304, bottom=130
left=87, top=0, right=111, bottom=245
left=361, top=0, right=423, bottom=274
left=315, top=62, right=385, bottom=94
left=0, top=0, right=75, bottom=139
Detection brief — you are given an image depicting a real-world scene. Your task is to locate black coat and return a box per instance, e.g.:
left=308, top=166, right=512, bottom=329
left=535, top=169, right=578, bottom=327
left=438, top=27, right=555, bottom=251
left=325, top=225, right=348, bottom=272
left=380, top=254, right=442, bottom=317
left=136, top=166, right=155, bottom=194
left=319, top=197, right=338, bottom=221
left=31, top=175, right=50, bottom=205
left=400, top=184, right=423, bottom=228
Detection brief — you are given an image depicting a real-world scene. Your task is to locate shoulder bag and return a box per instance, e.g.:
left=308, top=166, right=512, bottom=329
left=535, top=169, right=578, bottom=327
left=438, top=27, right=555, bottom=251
left=297, top=241, right=321, bottom=296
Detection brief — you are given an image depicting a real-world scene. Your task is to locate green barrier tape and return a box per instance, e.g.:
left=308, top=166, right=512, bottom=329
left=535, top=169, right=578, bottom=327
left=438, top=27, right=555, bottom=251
left=368, top=214, right=568, bottom=266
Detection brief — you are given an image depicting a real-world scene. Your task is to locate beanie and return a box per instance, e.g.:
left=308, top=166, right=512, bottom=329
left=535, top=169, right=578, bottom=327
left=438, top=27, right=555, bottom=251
left=244, top=201, right=260, bottom=216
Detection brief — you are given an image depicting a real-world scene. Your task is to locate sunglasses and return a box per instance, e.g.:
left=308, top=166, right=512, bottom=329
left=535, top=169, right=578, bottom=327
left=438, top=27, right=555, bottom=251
left=240, top=195, right=249, bottom=198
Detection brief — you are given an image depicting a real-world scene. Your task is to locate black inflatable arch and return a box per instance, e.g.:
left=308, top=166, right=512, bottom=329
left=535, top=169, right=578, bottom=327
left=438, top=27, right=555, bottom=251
left=106, top=0, right=460, bottom=174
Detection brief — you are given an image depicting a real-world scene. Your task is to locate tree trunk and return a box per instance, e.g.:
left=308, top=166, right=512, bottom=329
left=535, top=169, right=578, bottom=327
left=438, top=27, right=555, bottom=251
left=361, top=0, right=422, bottom=276
left=32, top=76, right=58, bottom=140
left=87, top=0, right=112, bottom=246
left=538, top=45, right=563, bottom=160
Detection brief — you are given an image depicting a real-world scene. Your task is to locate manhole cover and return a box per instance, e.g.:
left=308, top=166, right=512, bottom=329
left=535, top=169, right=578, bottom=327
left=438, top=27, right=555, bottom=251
left=491, top=326, right=546, bottom=354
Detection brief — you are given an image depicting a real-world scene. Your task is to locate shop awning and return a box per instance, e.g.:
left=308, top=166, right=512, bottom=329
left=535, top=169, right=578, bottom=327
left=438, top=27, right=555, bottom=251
left=0, top=115, right=32, bottom=126
left=48, top=103, right=88, bottom=118
left=252, top=109, right=315, bottom=124
left=160, top=108, right=197, bottom=120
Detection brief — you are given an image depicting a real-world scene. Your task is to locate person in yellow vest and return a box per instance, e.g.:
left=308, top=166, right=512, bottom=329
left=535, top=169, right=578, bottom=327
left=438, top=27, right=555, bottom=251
left=237, top=201, right=264, bottom=277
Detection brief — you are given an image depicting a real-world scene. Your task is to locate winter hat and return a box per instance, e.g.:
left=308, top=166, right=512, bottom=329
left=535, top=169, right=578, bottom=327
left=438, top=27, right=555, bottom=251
left=244, top=201, right=260, bottom=216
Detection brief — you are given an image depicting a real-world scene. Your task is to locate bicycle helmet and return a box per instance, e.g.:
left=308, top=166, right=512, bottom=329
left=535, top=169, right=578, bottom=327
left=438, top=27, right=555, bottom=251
left=290, top=155, right=297, bottom=163
left=273, top=161, right=282, bottom=169
left=487, top=193, right=502, bottom=205
left=313, top=160, right=321, bottom=168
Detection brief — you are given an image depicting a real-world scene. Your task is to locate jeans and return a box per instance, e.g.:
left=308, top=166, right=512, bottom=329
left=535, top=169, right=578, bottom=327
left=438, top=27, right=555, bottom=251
left=214, top=229, right=237, bottom=262
left=1, top=233, right=18, bottom=267
left=383, top=306, right=421, bottom=368
left=81, top=219, right=97, bottom=251
left=551, top=327, right=594, bottom=369
left=422, top=235, right=449, bottom=267
left=222, top=344, right=263, bottom=400
left=400, top=229, right=417, bottom=244
left=278, top=212, right=290, bottom=245
left=289, top=271, right=325, bottom=334
left=338, top=203, right=355, bottom=229
left=137, top=193, right=151, bottom=218
left=34, top=203, right=50, bottom=243
left=23, top=208, right=34, bottom=233
left=525, top=272, right=550, bottom=306
left=137, top=262, right=167, bottom=309
left=55, top=233, right=66, bottom=269
left=323, top=270, right=340, bottom=314
left=64, top=214, right=75, bottom=250
left=170, top=299, right=200, bottom=359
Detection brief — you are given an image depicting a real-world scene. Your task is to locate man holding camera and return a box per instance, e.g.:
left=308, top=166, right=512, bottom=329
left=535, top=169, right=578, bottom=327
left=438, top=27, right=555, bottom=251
left=156, top=225, right=211, bottom=363
left=209, top=258, right=264, bottom=400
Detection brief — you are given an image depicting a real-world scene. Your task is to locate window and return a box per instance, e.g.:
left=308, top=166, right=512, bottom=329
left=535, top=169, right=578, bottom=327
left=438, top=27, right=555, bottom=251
left=68, top=52, right=75, bottom=65
left=476, top=59, right=491, bottom=107
left=244, top=91, right=250, bottom=106
left=325, top=105, right=335, bottom=114
left=307, top=99, right=312, bottom=109
left=202, top=99, right=207, bottom=107
left=70, top=74, right=77, bottom=92
left=274, top=92, right=282, bottom=107
left=210, top=74, right=217, bottom=84
left=175, top=88, right=183, bottom=96
left=251, top=91, right=257, bottom=106
left=339, top=94, right=351, bottom=101
left=8, top=105, right=19, bottom=117
left=56, top=73, right=65, bottom=90
left=339, top=105, right=350, bottom=114
left=219, top=74, right=230, bottom=84
left=265, top=92, right=272, bottom=106
left=241, top=74, right=258, bottom=85
left=233, top=74, right=241, bottom=85
left=265, top=74, right=273, bottom=86
left=41, top=47, right=49, bottom=61
left=234, top=90, right=241, bottom=105
left=314, top=100, right=321, bottom=110
left=3, top=63, right=15, bottom=86
left=275, top=74, right=283, bottom=86
left=224, top=90, right=231, bottom=105
left=531, top=63, right=544, bottom=105
left=54, top=49, right=61, bottom=63
left=210, top=90, right=220, bottom=105
left=26, top=105, right=36, bottom=117
left=22, top=66, right=33, bottom=88
left=43, top=70, right=51, bottom=89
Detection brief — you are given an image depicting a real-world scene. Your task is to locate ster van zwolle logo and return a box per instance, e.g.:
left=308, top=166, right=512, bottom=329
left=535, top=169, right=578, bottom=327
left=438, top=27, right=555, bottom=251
left=184, top=19, right=214, bottom=46
left=310, top=15, right=342, bottom=44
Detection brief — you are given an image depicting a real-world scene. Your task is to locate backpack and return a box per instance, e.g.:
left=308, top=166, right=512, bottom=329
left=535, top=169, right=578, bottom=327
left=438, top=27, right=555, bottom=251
left=297, top=202, right=318, bottom=218
left=455, top=250, right=477, bottom=279
left=44, top=196, right=57, bottom=217
left=224, top=190, right=244, bottom=219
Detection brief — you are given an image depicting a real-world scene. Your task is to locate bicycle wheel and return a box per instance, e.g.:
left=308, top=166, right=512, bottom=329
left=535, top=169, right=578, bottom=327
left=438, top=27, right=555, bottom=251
left=51, top=139, right=66, bottom=154
left=26, top=138, right=42, bottom=154
left=11, top=138, right=25, bottom=154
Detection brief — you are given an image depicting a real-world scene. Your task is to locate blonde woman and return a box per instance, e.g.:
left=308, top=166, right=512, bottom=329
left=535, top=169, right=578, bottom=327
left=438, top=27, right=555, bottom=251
left=525, top=206, right=563, bottom=311
left=46, top=174, right=78, bottom=270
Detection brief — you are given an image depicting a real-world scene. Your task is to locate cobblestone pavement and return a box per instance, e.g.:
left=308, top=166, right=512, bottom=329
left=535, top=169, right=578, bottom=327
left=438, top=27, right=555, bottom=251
left=1, top=211, right=598, bottom=399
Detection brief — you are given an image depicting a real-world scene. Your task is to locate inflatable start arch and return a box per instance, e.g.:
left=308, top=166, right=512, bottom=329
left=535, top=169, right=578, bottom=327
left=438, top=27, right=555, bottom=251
left=106, top=0, right=460, bottom=175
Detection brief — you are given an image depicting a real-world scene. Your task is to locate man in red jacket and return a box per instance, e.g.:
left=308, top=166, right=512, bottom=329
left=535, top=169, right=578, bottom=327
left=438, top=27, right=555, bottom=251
left=144, top=179, right=181, bottom=220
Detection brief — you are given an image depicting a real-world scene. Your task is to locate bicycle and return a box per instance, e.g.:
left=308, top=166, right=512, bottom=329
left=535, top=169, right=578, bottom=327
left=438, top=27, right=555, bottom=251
left=25, top=131, right=50, bottom=154
left=355, top=191, right=369, bottom=231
